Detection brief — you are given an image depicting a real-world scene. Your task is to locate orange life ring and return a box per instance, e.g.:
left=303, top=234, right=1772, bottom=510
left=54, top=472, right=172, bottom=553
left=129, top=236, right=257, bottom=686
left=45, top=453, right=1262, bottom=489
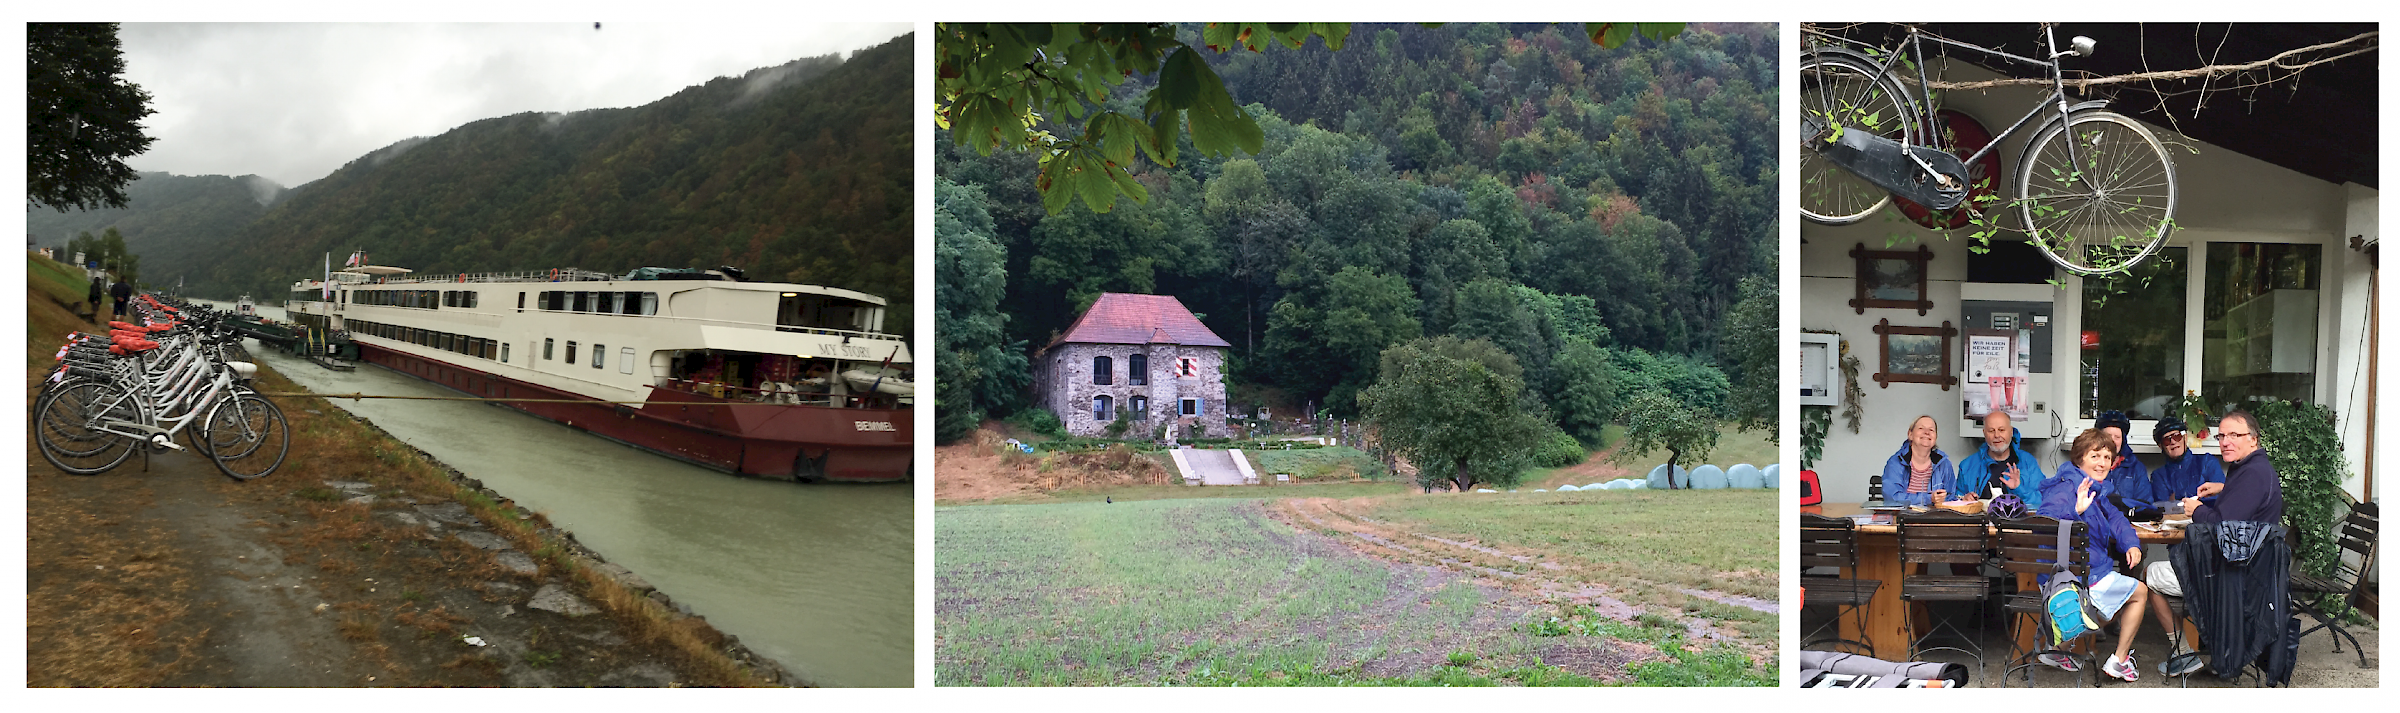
left=458, top=274, right=466, bottom=283
left=549, top=269, right=558, bottom=281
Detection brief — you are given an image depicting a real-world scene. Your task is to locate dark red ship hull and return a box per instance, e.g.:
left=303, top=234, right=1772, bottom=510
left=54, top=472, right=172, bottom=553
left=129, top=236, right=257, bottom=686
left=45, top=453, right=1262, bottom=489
left=358, top=344, right=911, bottom=483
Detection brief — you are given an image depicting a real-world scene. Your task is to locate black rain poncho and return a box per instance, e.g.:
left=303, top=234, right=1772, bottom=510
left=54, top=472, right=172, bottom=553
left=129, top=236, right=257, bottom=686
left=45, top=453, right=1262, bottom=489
left=2169, top=520, right=2296, bottom=685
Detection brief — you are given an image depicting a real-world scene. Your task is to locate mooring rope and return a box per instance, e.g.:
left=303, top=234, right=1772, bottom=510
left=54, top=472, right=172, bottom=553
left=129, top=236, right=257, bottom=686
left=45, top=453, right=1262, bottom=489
left=253, top=392, right=893, bottom=407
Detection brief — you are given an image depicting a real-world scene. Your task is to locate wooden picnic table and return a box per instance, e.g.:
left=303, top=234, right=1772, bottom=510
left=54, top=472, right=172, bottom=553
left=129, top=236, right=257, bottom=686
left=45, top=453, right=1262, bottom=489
left=1804, top=502, right=2193, bottom=662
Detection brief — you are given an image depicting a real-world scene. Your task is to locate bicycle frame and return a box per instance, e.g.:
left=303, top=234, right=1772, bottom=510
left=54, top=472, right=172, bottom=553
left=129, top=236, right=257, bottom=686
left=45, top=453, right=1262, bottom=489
left=1810, top=24, right=2089, bottom=180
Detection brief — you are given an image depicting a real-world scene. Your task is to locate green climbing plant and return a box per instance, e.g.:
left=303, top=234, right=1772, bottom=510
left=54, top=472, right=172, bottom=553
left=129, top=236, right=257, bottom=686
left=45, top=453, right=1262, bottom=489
left=2249, top=400, right=2352, bottom=581
left=1800, top=405, right=1832, bottom=471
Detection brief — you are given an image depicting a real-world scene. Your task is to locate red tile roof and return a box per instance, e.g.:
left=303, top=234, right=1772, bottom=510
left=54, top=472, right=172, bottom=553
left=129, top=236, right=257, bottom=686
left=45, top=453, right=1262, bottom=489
left=1052, top=293, right=1231, bottom=348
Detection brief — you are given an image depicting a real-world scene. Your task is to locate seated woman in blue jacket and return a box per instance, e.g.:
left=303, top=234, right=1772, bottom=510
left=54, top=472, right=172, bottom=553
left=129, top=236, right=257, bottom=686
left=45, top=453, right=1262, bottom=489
left=1954, top=410, right=2043, bottom=508
left=2147, top=416, right=2224, bottom=503
left=2036, top=428, right=2154, bottom=682
left=1880, top=415, right=1956, bottom=506
left=2051, top=410, right=2159, bottom=511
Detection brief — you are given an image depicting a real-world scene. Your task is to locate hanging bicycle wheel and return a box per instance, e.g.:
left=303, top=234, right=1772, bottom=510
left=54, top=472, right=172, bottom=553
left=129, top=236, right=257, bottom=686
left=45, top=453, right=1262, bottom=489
left=34, top=380, right=141, bottom=475
left=205, top=394, right=289, bottom=481
left=1799, top=48, right=1921, bottom=225
left=2015, top=110, right=2178, bottom=276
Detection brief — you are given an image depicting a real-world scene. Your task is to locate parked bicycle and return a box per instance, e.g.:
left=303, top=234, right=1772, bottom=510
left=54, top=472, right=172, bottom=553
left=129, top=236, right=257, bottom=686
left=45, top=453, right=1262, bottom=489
left=35, top=294, right=290, bottom=480
left=1799, top=23, right=2178, bottom=276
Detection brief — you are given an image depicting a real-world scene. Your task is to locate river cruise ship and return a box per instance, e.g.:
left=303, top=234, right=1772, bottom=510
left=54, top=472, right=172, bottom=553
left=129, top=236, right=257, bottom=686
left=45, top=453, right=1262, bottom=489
left=286, top=264, right=911, bottom=482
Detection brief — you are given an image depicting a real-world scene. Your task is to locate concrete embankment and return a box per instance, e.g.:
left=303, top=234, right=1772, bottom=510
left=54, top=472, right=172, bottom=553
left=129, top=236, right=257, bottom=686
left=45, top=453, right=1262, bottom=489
left=25, top=320, right=794, bottom=686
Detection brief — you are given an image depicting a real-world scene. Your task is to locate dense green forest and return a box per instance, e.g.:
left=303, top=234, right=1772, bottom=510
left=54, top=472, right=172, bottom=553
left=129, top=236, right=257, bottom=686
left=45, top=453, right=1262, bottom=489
left=938, top=23, right=1779, bottom=448
left=27, top=171, right=286, bottom=281
left=32, top=33, right=914, bottom=338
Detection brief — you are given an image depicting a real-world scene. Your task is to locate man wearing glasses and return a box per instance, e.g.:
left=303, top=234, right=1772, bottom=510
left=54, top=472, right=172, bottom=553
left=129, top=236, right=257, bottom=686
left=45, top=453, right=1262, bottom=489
left=2181, top=411, right=2283, bottom=524
left=2138, top=410, right=2284, bottom=676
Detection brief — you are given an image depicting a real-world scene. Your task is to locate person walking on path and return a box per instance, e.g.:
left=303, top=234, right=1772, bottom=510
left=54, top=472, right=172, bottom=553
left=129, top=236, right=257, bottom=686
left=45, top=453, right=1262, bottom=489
left=86, top=276, right=104, bottom=318
left=108, top=276, right=133, bottom=320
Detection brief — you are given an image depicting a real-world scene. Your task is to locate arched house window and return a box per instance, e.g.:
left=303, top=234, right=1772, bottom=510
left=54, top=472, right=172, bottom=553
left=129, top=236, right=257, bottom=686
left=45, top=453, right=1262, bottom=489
left=1092, top=355, right=1113, bottom=385
left=1129, top=396, right=1148, bottom=420
left=1128, top=354, right=1148, bottom=386
left=1094, top=395, right=1113, bottom=422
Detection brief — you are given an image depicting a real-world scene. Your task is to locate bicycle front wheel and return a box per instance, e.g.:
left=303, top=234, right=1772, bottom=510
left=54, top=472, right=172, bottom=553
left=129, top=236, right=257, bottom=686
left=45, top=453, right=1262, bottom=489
left=34, top=380, right=141, bottom=475
left=2015, top=110, right=2178, bottom=276
left=1799, top=49, right=1920, bottom=225
left=204, top=394, right=289, bottom=481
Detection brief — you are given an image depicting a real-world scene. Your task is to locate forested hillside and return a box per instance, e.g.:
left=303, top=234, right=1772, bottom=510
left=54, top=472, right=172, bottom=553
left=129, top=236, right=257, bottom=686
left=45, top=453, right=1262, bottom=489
left=938, top=23, right=1776, bottom=443
left=47, top=33, right=914, bottom=337
left=26, top=171, right=286, bottom=277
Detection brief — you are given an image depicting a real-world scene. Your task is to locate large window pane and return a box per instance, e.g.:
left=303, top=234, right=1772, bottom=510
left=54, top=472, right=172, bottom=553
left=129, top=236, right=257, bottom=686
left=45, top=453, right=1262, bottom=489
left=2203, top=243, right=2320, bottom=417
left=2080, top=246, right=2186, bottom=420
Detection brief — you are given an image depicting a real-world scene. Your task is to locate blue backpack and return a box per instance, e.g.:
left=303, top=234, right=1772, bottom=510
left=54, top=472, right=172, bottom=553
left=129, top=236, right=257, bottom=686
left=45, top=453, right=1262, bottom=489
left=2042, top=520, right=2103, bottom=645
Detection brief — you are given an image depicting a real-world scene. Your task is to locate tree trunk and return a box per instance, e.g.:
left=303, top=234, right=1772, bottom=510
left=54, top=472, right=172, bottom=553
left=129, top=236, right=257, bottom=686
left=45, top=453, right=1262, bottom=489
left=1246, top=291, right=1254, bottom=359
left=1667, top=448, right=1682, bottom=489
left=1453, top=457, right=1474, bottom=493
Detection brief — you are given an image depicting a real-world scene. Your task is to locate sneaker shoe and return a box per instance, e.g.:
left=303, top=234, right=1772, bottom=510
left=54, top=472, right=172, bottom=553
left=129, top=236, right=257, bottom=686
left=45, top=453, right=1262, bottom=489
left=2037, top=652, right=2080, bottom=671
left=2162, top=650, right=2206, bottom=677
left=2103, top=654, right=2141, bottom=682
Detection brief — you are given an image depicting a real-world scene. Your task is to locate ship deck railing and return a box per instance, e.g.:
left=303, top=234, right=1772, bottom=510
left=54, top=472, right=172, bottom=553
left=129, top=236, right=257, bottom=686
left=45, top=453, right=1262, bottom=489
left=368, top=268, right=617, bottom=285
left=656, top=377, right=903, bottom=410
left=771, top=324, right=889, bottom=340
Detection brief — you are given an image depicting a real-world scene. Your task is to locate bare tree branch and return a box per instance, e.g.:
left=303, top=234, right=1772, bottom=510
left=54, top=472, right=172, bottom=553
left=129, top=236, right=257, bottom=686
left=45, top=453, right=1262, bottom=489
left=1906, top=30, right=2376, bottom=91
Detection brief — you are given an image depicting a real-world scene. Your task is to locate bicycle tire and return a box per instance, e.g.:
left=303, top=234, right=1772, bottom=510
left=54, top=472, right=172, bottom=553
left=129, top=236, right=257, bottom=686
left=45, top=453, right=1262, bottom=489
left=2014, top=110, right=2178, bottom=276
left=1799, top=48, right=1921, bottom=225
left=190, top=383, right=263, bottom=459
left=34, top=379, right=125, bottom=462
left=34, top=380, right=141, bottom=475
left=206, top=394, right=289, bottom=481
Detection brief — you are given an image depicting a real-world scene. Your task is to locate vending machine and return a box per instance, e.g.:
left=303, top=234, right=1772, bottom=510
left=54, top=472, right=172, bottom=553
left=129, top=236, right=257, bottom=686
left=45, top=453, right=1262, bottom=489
left=1958, top=283, right=2059, bottom=440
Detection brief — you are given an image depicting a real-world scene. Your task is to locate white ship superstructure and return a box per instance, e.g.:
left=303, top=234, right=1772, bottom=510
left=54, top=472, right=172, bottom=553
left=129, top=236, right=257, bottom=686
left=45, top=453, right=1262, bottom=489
left=287, top=264, right=912, bottom=481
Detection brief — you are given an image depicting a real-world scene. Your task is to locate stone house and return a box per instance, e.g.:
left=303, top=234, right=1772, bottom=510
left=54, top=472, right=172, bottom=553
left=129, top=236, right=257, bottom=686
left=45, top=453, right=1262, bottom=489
left=1034, top=293, right=1230, bottom=438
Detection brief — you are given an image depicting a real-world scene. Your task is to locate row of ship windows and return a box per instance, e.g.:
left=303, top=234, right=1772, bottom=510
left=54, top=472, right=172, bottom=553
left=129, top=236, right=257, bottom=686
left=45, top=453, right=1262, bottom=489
left=541, top=337, right=636, bottom=374
left=350, top=319, right=634, bottom=374
left=349, top=319, right=505, bottom=362
left=536, top=290, right=658, bottom=315
left=294, top=289, right=481, bottom=308
left=300, top=289, right=657, bottom=316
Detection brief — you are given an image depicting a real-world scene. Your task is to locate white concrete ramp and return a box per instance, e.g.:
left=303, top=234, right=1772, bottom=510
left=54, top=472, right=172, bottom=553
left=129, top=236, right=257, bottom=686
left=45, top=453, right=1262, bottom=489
left=1175, top=448, right=1250, bottom=486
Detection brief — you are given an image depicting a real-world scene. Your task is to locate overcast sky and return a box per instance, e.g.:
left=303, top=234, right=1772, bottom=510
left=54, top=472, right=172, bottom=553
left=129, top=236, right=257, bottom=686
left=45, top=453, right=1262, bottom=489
left=117, top=22, right=912, bottom=188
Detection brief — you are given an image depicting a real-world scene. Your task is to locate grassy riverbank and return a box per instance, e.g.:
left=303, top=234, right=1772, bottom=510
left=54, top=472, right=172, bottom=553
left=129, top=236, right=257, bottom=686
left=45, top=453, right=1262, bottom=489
left=25, top=254, right=786, bottom=686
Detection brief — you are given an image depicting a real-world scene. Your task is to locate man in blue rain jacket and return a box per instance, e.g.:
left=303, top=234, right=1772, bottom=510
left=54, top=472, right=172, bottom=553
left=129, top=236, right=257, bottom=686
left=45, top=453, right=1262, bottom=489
left=2147, top=416, right=2224, bottom=503
left=1955, top=411, right=2044, bottom=508
left=2094, top=410, right=2157, bottom=505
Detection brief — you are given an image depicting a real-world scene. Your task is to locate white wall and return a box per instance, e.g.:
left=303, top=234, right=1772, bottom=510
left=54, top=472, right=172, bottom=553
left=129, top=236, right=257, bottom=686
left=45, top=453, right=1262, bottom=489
left=2331, top=183, right=2378, bottom=500
left=1801, top=56, right=2376, bottom=503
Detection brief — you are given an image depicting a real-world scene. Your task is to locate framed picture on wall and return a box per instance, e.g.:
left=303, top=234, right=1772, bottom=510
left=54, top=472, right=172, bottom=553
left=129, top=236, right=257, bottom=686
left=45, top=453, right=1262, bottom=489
left=1872, top=319, right=1958, bottom=390
left=1850, top=243, right=1936, bottom=315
